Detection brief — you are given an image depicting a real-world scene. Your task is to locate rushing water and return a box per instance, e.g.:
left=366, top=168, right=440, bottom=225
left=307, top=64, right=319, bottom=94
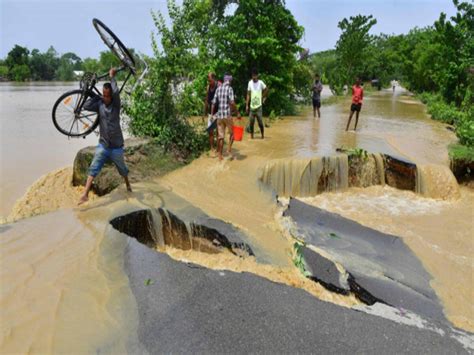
left=1, top=85, right=472, bottom=353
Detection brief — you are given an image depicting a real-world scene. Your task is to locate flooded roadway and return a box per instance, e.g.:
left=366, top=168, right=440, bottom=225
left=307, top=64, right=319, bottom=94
left=1, top=86, right=472, bottom=353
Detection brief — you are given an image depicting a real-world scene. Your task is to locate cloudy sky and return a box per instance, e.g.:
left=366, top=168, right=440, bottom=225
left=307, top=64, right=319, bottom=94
left=1, top=0, right=458, bottom=58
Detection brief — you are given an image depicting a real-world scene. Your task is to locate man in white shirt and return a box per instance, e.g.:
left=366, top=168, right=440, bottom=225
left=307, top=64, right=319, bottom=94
left=246, top=68, right=268, bottom=139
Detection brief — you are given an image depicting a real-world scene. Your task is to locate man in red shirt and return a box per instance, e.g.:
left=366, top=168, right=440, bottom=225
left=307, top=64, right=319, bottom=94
left=345, top=77, right=364, bottom=131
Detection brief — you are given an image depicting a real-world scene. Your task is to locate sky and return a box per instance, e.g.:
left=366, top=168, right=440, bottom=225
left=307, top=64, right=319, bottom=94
left=0, top=0, right=459, bottom=59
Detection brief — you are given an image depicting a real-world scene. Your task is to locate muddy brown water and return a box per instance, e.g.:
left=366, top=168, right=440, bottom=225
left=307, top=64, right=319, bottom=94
left=0, top=82, right=98, bottom=218
left=1, top=86, right=472, bottom=352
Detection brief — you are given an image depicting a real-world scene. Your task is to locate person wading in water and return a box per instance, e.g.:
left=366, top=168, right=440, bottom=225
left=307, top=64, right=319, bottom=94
left=246, top=68, right=268, bottom=139
left=204, top=72, right=218, bottom=153
left=345, top=77, right=364, bottom=131
left=312, top=74, right=323, bottom=118
left=211, top=74, right=240, bottom=161
left=78, top=68, right=131, bottom=205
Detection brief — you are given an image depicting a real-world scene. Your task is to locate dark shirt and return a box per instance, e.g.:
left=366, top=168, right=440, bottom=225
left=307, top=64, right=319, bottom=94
left=83, top=78, right=124, bottom=148
left=312, top=81, right=323, bottom=100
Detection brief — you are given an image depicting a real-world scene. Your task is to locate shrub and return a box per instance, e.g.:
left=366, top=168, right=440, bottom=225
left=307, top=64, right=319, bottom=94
left=456, top=114, right=474, bottom=147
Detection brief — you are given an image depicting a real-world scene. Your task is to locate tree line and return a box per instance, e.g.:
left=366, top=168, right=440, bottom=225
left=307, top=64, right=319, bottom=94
left=0, top=45, right=125, bottom=81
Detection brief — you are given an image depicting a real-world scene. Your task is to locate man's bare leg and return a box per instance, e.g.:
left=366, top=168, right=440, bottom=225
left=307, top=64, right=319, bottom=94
left=354, top=111, right=360, bottom=131
left=317, top=107, right=321, bottom=118
left=78, top=175, right=94, bottom=205
left=346, top=111, right=354, bottom=131
left=217, top=138, right=224, bottom=160
left=313, top=107, right=316, bottom=118
left=124, top=176, right=132, bottom=192
left=227, top=132, right=234, bottom=158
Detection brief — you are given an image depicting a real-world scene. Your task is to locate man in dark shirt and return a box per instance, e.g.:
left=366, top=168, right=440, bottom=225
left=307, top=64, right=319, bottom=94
left=78, top=68, right=131, bottom=205
left=312, top=74, right=323, bottom=118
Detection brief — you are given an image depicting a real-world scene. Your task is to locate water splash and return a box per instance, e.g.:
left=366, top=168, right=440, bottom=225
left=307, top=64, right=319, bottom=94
left=260, top=155, right=349, bottom=197
left=416, top=164, right=460, bottom=200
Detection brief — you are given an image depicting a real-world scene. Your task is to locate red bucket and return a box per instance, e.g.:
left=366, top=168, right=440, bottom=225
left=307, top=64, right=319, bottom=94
left=233, top=119, right=244, bottom=141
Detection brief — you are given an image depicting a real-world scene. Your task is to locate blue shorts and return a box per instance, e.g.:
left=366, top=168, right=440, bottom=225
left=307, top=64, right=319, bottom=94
left=88, top=144, right=129, bottom=177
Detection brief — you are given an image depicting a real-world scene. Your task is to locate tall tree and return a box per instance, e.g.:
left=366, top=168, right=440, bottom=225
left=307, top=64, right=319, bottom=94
left=333, top=15, right=377, bottom=92
left=6, top=45, right=30, bottom=81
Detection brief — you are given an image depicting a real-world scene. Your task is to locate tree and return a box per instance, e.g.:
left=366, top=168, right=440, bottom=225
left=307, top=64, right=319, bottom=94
left=97, top=51, right=121, bottom=73
left=5, top=45, right=29, bottom=69
left=29, top=46, right=60, bottom=80
left=6, top=45, right=30, bottom=81
left=332, top=15, right=377, bottom=93
left=81, top=58, right=100, bottom=74
left=56, top=52, right=82, bottom=81
left=213, top=0, right=304, bottom=114
left=10, top=64, right=30, bottom=81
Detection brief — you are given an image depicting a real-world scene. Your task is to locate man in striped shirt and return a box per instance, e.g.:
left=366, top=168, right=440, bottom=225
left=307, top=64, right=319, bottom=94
left=211, top=74, right=240, bottom=160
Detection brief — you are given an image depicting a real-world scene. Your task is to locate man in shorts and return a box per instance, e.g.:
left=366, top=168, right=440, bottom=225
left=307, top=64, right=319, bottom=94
left=246, top=68, right=268, bottom=139
left=312, top=74, right=323, bottom=118
left=345, top=77, right=364, bottom=131
left=78, top=68, right=131, bottom=205
left=211, top=74, right=240, bottom=161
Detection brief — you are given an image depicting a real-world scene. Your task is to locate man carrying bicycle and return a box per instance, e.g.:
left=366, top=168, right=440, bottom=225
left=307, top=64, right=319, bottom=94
left=78, top=68, right=131, bottom=205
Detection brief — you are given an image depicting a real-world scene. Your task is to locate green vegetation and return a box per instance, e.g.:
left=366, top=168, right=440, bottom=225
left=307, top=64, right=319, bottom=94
left=339, top=147, right=369, bottom=159
left=1, top=44, right=124, bottom=81
left=449, top=143, right=474, bottom=163
left=293, top=242, right=310, bottom=277
left=125, top=0, right=307, bottom=157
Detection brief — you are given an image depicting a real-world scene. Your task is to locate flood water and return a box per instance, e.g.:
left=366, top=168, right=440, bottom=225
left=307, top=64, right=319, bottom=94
left=0, top=85, right=472, bottom=352
left=0, top=82, right=98, bottom=218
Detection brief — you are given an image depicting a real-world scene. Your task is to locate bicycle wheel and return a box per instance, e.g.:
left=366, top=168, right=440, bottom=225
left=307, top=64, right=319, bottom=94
left=52, top=89, right=100, bottom=137
left=93, top=18, right=136, bottom=74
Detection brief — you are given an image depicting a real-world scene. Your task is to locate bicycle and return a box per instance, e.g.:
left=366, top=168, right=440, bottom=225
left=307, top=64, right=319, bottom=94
left=52, top=18, right=147, bottom=138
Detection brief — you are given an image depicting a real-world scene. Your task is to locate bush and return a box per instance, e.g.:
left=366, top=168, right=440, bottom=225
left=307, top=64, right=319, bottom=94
left=427, top=101, right=467, bottom=125
left=456, top=115, right=474, bottom=147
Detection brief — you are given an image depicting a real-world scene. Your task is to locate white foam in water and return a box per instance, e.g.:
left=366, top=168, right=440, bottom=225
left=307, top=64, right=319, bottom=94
left=303, top=185, right=449, bottom=217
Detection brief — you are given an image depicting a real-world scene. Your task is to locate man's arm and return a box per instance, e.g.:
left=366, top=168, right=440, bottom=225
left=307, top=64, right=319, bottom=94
left=230, top=100, right=240, bottom=117
left=229, top=87, right=240, bottom=117
left=109, top=68, right=120, bottom=106
left=246, top=91, right=250, bottom=113
left=83, top=94, right=101, bottom=113
left=361, top=88, right=364, bottom=102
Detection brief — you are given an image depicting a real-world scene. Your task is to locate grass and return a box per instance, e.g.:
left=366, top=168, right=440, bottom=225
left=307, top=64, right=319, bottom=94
left=448, top=143, right=474, bottom=163
left=293, top=242, right=310, bottom=277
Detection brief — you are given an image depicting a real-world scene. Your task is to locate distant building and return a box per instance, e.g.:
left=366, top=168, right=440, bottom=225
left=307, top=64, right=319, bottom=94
left=73, top=70, right=84, bottom=79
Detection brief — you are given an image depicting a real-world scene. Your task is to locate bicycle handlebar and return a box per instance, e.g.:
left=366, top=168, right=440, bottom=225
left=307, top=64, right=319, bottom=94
left=95, top=66, right=127, bottom=81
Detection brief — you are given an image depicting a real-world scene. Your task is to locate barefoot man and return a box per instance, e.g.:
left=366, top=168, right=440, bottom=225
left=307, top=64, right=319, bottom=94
left=345, top=77, right=364, bottom=131
left=78, top=68, right=131, bottom=205
left=312, top=74, right=323, bottom=118
left=211, top=73, right=240, bottom=161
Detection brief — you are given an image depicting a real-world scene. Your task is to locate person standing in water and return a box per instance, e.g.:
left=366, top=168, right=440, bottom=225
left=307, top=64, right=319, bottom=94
left=204, top=72, right=218, bottom=152
left=211, top=74, right=240, bottom=161
left=312, top=74, right=323, bottom=118
left=78, top=68, right=131, bottom=205
left=246, top=68, right=268, bottom=139
left=345, top=77, right=364, bottom=131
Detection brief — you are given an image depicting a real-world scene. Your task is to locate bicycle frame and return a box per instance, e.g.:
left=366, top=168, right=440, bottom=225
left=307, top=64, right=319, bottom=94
left=74, top=66, right=130, bottom=116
